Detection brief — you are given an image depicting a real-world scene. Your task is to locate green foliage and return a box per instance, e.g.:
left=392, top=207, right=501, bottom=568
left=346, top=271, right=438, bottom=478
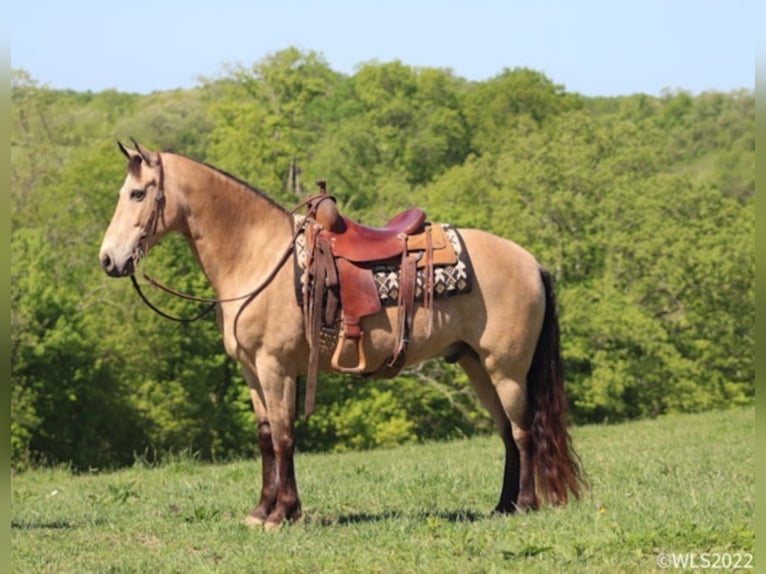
left=206, top=48, right=340, bottom=200
left=297, top=361, right=490, bottom=453
left=10, top=47, right=754, bottom=469
left=11, top=228, right=146, bottom=469
left=464, top=67, right=583, bottom=152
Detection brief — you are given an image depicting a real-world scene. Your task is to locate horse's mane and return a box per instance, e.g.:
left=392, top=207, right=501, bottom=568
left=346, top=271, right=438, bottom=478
left=167, top=151, right=289, bottom=215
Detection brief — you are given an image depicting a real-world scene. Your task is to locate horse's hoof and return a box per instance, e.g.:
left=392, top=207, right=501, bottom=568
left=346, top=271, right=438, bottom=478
left=289, top=512, right=305, bottom=526
left=514, top=495, right=539, bottom=513
left=264, top=520, right=284, bottom=532
left=243, top=514, right=266, bottom=528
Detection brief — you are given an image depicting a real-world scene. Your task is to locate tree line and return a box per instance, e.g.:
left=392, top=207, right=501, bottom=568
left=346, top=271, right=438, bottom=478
left=11, top=48, right=754, bottom=470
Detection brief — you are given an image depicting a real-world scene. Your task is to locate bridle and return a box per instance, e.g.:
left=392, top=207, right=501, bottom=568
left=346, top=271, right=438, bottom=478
left=128, top=152, right=325, bottom=324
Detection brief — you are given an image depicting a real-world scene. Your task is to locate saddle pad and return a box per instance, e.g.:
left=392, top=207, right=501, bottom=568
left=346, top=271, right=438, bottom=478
left=293, top=225, right=473, bottom=306
left=372, top=225, right=473, bottom=306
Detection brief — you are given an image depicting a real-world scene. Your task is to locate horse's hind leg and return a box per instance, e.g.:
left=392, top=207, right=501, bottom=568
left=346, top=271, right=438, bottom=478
left=458, top=352, right=520, bottom=513
left=488, top=367, right=539, bottom=512
left=243, top=369, right=279, bottom=527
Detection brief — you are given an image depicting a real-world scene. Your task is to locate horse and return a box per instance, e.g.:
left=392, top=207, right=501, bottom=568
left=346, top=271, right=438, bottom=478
left=98, top=141, right=584, bottom=529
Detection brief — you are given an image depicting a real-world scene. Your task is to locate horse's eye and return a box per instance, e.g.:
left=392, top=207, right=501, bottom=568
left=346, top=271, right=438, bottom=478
left=130, top=188, right=146, bottom=201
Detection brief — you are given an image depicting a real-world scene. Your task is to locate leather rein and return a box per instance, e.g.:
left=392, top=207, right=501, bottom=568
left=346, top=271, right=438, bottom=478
left=129, top=153, right=324, bottom=323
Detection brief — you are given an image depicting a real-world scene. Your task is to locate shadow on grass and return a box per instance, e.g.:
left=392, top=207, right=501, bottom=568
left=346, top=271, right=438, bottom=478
left=12, top=516, right=112, bottom=530
left=308, top=508, right=486, bottom=527
left=11, top=520, right=76, bottom=530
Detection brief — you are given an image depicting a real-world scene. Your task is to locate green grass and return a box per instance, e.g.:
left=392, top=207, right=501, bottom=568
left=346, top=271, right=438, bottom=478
left=12, top=407, right=753, bottom=573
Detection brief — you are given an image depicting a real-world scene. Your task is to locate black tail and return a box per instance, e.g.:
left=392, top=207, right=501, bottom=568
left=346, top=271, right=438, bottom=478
left=527, top=267, right=585, bottom=504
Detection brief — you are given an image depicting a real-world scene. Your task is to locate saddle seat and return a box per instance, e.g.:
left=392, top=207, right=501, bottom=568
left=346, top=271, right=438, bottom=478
left=328, top=208, right=427, bottom=263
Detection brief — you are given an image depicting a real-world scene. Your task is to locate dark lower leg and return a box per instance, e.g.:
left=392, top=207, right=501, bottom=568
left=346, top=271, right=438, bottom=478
left=514, top=427, right=538, bottom=511
left=250, top=421, right=278, bottom=522
left=266, top=430, right=302, bottom=526
left=494, top=422, right=521, bottom=513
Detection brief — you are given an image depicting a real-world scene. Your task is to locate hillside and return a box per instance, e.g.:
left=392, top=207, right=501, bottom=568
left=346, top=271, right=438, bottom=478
left=11, top=407, right=755, bottom=572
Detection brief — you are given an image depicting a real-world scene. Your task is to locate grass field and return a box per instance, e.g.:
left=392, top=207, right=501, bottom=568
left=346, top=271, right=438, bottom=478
left=12, top=406, right=753, bottom=573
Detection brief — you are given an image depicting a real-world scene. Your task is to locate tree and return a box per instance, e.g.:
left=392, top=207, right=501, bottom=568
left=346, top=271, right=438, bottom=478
left=205, top=48, right=340, bottom=200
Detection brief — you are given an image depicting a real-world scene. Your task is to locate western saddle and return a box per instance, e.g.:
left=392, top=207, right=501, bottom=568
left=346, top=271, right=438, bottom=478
left=301, top=181, right=458, bottom=416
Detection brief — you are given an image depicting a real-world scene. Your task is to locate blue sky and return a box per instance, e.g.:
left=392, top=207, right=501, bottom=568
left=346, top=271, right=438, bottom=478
left=10, top=0, right=754, bottom=96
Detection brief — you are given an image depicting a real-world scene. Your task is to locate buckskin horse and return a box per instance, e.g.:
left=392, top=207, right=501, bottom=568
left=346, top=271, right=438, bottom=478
left=98, top=141, right=584, bottom=529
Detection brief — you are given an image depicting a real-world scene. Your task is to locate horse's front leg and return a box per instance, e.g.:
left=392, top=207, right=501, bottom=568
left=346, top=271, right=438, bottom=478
left=258, top=359, right=302, bottom=529
left=249, top=420, right=279, bottom=525
left=266, top=416, right=301, bottom=529
left=243, top=374, right=279, bottom=527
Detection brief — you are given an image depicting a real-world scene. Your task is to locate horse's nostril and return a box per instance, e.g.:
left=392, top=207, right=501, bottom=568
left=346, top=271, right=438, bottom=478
left=101, top=253, right=113, bottom=270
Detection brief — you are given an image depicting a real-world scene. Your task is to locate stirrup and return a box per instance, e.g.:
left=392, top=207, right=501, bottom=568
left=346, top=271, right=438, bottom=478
left=331, top=330, right=368, bottom=373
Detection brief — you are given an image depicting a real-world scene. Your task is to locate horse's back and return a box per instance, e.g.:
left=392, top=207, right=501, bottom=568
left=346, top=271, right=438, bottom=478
left=458, top=227, right=544, bottom=301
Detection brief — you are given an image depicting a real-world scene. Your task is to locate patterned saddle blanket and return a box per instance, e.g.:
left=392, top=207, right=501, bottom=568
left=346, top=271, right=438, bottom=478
left=294, top=224, right=473, bottom=307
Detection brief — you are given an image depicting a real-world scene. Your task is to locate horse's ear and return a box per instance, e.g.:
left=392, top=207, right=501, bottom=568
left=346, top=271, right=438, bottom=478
left=118, top=140, right=143, bottom=175
left=117, top=140, right=132, bottom=159
left=130, top=137, right=160, bottom=167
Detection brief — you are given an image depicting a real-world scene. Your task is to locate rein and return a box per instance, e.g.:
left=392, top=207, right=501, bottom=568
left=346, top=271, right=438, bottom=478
left=130, top=275, right=217, bottom=323
left=130, top=157, right=325, bottom=323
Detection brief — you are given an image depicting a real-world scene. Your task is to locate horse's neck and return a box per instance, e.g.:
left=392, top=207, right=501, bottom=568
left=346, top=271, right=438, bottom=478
left=166, top=154, right=293, bottom=297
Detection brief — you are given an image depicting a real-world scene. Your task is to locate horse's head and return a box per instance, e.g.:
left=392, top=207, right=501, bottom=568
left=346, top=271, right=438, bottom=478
left=99, top=141, right=175, bottom=277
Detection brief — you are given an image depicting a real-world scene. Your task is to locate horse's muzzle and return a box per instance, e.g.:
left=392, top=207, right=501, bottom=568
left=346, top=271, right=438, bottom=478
left=100, top=252, right=135, bottom=277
